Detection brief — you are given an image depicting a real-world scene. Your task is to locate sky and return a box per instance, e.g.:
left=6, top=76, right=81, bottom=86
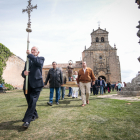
left=0, top=0, right=140, bottom=83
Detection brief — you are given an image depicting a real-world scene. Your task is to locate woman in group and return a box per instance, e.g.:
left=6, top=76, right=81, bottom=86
left=71, top=71, right=79, bottom=98
left=107, top=81, right=111, bottom=93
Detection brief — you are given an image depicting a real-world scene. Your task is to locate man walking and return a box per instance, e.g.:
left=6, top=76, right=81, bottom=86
left=98, top=77, right=105, bottom=95
left=21, top=46, right=45, bottom=128
left=45, top=62, right=63, bottom=106
left=77, top=61, right=95, bottom=106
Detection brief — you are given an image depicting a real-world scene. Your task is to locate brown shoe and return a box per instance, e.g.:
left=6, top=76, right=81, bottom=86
left=86, top=100, right=89, bottom=104
left=81, top=104, right=86, bottom=107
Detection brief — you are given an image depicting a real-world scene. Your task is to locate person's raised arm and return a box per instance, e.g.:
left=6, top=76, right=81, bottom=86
left=28, top=54, right=45, bottom=67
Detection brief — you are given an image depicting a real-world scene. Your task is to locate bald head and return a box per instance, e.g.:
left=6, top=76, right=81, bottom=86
left=31, top=46, right=39, bottom=56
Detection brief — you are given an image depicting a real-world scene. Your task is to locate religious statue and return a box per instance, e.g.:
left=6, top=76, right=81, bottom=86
left=67, top=60, right=74, bottom=79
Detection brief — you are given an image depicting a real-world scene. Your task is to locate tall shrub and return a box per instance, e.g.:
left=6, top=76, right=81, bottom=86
left=0, top=43, right=13, bottom=83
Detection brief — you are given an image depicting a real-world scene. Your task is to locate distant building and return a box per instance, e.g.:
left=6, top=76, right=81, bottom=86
left=82, top=27, right=121, bottom=83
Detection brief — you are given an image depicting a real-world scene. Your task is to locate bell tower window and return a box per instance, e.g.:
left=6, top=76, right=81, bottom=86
left=101, top=37, right=104, bottom=42
left=96, top=37, right=99, bottom=42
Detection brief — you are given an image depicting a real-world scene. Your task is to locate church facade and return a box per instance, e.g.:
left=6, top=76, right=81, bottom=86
left=82, top=27, right=121, bottom=83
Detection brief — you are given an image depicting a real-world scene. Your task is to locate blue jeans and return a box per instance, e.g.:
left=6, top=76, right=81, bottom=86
left=59, top=87, right=66, bottom=99
left=100, top=86, right=104, bottom=94
left=68, top=77, right=72, bottom=96
left=49, top=87, right=59, bottom=103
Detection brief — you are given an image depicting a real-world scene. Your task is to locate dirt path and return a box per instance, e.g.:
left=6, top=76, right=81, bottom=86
left=98, top=94, right=140, bottom=101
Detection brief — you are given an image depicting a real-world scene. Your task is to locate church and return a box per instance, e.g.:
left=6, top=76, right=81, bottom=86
left=42, top=27, right=121, bottom=84
left=82, top=27, right=121, bottom=83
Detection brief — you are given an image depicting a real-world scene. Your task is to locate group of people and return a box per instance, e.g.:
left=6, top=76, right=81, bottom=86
left=21, top=46, right=126, bottom=129
left=90, top=80, right=126, bottom=95
left=45, top=61, right=95, bottom=107
left=21, top=46, right=96, bottom=128
left=115, top=81, right=126, bottom=91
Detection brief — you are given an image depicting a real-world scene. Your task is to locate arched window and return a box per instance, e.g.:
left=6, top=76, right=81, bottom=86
left=101, top=37, right=104, bottom=42
left=96, top=37, right=99, bottom=42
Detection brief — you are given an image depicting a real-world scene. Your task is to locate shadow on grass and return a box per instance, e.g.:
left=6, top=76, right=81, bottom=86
left=52, top=105, right=81, bottom=108
left=17, top=98, right=105, bottom=107
left=0, top=120, right=27, bottom=132
left=38, top=99, right=49, bottom=102
left=36, top=101, right=71, bottom=106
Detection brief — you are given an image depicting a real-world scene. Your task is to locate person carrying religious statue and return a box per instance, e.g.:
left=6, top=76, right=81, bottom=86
left=45, top=61, right=63, bottom=106
left=21, top=46, right=45, bottom=128
left=67, top=60, right=74, bottom=97
left=71, top=71, right=79, bottom=98
left=59, top=68, right=67, bottom=100
left=77, top=61, right=95, bottom=106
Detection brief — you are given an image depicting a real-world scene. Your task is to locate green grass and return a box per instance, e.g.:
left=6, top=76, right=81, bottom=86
left=0, top=89, right=140, bottom=140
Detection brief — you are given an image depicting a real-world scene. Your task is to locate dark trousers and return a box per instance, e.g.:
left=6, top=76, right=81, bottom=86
left=93, top=87, right=99, bottom=95
left=116, top=86, right=118, bottom=91
left=112, top=87, right=114, bottom=91
left=93, top=87, right=96, bottom=95
left=68, top=77, right=72, bottom=96
left=22, top=84, right=42, bottom=123
left=49, top=87, right=59, bottom=103
left=90, top=88, right=93, bottom=93
left=104, top=87, right=106, bottom=93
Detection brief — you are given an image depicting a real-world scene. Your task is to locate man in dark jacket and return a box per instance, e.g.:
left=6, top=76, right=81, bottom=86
left=98, top=77, right=105, bottom=95
left=45, top=62, right=63, bottom=106
left=21, top=46, right=45, bottom=128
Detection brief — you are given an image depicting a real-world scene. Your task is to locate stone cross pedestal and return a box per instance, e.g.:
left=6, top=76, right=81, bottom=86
left=118, top=73, right=140, bottom=96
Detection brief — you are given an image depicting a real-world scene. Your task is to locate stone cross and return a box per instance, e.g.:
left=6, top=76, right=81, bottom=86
left=22, top=0, right=37, bottom=94
left=98, top=21, right=101, bottom=28
left=22, top=0, right=37, bottom=32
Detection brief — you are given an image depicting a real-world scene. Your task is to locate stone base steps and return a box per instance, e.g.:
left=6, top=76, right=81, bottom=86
left=118, top=91, right=140, bottom=96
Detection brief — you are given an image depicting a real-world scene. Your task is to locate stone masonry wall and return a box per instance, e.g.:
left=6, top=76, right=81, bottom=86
left=2, top=55, right=25, bottom=89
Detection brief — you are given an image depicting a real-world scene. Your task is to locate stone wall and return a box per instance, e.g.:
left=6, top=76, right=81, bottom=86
left=2, top=55, right=25, bottom=89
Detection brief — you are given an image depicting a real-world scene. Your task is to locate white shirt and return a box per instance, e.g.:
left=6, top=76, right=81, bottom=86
left=83, top=68, right=87, bottom=74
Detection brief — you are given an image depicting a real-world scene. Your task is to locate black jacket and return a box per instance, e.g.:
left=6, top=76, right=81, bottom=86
left=107, top=83, right=111, bottom=88
left=92, top=80, right=99, bottom=88
left=22, top=54, right=45, bottom=89
left=98, top=80, right=105, bottom=87
left=45, top=68, right=63, bottom=88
